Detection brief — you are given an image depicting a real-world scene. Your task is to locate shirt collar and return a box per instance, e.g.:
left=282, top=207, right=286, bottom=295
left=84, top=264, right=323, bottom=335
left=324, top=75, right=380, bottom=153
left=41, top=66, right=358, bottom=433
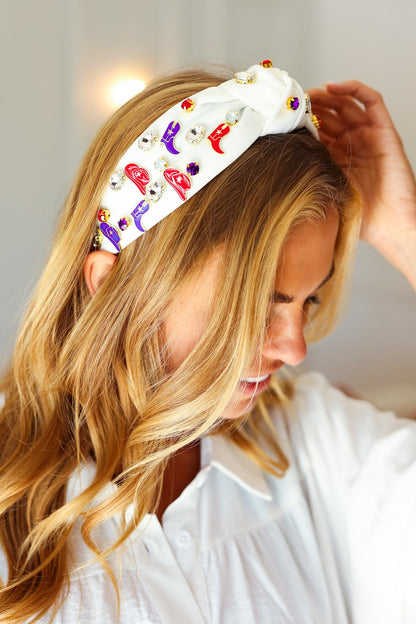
left=66, top=434, right=275, bottom=505
left=200, top=433, right=273, bottom=501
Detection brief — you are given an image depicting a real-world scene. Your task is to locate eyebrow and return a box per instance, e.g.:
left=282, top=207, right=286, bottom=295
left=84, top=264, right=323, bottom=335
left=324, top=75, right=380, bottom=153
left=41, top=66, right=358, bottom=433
left=271, top=263, right=335, bottom=304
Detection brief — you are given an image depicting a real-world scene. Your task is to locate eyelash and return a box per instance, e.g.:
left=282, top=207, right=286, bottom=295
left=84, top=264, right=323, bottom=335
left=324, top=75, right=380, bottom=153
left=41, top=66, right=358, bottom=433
left=266, top=295, right=321, bottom=328
left=304, top=295, right=321, bottom=307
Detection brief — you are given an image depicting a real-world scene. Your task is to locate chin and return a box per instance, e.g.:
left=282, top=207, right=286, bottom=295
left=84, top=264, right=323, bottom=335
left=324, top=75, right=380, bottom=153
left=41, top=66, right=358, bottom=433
left=220, top=395, right=258, bottom=420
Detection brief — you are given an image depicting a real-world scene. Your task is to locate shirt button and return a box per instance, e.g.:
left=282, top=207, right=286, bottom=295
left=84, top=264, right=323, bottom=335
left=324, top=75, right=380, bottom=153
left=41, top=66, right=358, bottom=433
left=176, top=530, right=192, bottom=546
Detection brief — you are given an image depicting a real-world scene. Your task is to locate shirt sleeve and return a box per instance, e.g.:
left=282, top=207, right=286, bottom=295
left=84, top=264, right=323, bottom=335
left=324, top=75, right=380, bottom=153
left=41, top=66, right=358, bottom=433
left=285, top=372, right=416, bottom=624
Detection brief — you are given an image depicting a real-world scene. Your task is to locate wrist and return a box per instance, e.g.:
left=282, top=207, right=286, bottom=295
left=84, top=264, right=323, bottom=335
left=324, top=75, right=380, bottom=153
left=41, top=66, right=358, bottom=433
left=374, top=229, right=416, bottom=291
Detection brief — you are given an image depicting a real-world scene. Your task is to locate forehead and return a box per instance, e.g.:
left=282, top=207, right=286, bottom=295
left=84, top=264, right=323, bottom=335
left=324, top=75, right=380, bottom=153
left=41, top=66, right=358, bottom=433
left=274, top=214, right=339, bottom=296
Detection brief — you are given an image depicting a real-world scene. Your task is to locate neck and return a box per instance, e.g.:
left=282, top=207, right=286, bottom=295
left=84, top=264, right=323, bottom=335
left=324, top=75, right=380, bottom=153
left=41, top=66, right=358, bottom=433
left=156, top=441, right=201, bottom=524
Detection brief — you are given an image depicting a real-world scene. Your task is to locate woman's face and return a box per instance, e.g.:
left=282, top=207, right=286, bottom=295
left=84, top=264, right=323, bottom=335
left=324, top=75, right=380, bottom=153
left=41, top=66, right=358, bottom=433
left=163, top=212, right=339, bottom=419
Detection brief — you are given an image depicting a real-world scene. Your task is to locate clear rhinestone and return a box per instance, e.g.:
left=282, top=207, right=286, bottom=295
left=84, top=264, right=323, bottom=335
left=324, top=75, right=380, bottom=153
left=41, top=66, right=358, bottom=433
left=225, top=111, right=240, bottom=125
left=147, top=182, right=164, bottom=202
left=154, top=157, right=168, bottom=171
left=305, top=92, right=312, bottom=114
left=234, top=71, right=256, bottom=84
left=109, top=169, right=126, bottom=191
left=137, top=130, right=158, bottom=150
left=185, top=125, right=205, bottom=144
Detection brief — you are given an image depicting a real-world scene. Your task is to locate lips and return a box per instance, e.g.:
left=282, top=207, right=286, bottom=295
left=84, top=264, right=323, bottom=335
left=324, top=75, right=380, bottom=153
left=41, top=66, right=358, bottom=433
left=238, top=374, right=272, bottom=396
left=238, top=363, right=283, bottom=396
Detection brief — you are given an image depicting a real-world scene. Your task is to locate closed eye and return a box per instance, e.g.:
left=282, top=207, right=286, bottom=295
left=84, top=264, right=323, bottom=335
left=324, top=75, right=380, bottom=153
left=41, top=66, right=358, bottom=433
left=304, top=295, right=321, bottom=306
left=269, top=293, right=322, bottom=308
left=271, top=263, right=335, bottom=306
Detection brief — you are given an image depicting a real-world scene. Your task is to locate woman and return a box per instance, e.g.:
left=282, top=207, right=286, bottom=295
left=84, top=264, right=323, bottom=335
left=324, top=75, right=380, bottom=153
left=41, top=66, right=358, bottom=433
left=0, top=62, right=415, bottom=623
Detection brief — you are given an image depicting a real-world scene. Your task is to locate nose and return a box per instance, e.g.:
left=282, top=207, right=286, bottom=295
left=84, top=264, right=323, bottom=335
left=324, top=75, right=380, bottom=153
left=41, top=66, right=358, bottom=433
left=261, top=310, right=307, bottom=367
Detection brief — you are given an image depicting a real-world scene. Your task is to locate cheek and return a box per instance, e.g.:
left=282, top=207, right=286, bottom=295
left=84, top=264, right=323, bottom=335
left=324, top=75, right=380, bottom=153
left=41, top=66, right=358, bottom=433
left=161, top=252, right=224, bottom=373
left=164, top=325, right=200, bottom=371
left=162, top=301, right=211, bottom=372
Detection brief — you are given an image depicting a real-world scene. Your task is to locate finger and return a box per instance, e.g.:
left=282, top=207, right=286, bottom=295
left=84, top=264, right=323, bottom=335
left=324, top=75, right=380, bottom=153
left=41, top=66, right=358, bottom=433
left=309, top=91, right=369, bottom=127
left=310, top=106, right=348, bottom=139
left=324, top=80, right=394, bottom=127
left=318, top=130, right=353, bottom=169
left=307, top=87, right=331, bottom=101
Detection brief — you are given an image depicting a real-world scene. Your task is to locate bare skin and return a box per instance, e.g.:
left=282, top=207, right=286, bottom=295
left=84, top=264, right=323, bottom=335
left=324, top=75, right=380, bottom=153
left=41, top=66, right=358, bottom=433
left=309, top=80, right=416, bottom=289
left=155, top=442, right=201, bottom=523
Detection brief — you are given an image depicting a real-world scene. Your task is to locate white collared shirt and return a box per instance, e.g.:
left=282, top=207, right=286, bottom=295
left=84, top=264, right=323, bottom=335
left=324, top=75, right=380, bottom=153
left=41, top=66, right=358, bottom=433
left=2, top=372, right=416, bottom=623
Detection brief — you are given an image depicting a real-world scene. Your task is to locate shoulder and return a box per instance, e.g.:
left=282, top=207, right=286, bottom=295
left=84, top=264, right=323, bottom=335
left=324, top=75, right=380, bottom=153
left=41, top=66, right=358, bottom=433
left=284, top=376, right=416, bottom=621
left=274, top=373, right=416, bottom=620
left=274, top=371, right=416, bottom=480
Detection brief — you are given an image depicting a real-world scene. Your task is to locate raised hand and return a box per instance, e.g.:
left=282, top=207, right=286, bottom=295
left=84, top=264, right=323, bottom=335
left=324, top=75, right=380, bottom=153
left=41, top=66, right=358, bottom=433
left=308, top=81, right=416, bottom=286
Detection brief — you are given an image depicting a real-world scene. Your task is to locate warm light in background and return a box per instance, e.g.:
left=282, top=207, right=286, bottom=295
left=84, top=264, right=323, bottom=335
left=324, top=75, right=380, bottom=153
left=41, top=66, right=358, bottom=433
left=110, top=78, right=146, bottom=108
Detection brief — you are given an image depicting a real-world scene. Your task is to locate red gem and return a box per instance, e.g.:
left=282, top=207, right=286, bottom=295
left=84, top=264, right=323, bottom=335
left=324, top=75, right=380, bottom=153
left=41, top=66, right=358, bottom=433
left=260, top=59, right=273, bottom=68
left=312, top=114, right=323, bottom=129
left=97, top=209, right=110, bottom=222
left=181, top=98, right=195, bottom=112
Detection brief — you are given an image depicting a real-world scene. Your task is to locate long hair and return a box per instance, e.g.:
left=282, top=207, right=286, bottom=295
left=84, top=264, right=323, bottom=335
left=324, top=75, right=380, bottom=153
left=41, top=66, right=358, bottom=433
left=0, top=67, right=360, bottom=622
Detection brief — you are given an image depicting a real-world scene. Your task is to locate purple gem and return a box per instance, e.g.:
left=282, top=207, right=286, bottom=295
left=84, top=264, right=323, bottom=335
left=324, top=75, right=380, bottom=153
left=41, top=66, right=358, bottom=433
left=186, top=162, right=199, bottom=176
left=118, top=217, right=130, bottom=231
left=289, top=96, right=300, bottom=111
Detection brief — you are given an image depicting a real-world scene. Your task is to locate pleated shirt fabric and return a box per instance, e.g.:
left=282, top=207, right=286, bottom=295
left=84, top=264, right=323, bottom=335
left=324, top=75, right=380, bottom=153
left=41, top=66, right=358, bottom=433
left=2, top=372, right=416, bottom=623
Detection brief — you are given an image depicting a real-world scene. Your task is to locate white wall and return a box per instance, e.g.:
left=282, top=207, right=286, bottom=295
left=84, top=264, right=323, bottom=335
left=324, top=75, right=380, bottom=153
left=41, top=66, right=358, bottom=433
left=1, top=0, right=415, bottom=411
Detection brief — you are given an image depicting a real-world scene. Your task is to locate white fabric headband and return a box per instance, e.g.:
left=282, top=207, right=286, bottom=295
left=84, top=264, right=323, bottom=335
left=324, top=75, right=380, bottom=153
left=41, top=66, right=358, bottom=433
left=94, top=60, right=321, bottom=253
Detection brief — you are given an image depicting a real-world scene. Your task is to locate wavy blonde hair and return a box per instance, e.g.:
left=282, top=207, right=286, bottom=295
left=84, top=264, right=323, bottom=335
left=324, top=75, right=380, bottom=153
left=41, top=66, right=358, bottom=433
left=0, top=67, right=361, bottom=622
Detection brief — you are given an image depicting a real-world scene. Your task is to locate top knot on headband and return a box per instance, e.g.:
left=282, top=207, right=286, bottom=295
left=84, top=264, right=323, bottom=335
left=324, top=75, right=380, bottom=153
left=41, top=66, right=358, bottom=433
left=94, top=60, right=322, bottom=253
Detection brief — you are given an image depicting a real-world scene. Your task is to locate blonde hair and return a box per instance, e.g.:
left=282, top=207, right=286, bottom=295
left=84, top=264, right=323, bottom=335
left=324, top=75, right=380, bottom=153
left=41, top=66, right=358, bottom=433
left=0, top=67, right=361, bottom=622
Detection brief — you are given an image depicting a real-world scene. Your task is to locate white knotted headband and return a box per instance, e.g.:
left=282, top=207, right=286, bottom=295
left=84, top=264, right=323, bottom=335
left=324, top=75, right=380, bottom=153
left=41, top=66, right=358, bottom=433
left=95, top=61, right=321, bottom=253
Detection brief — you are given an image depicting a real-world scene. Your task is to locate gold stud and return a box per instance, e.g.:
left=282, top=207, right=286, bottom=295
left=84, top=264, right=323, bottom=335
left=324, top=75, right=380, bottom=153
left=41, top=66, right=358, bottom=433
left=312, top=114, right=322, bottom=129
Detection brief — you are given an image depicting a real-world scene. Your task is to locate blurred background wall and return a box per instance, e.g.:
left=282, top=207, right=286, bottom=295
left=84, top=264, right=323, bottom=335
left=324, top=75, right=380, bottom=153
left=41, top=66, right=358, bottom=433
left=1, top=0, right=415, bottom=414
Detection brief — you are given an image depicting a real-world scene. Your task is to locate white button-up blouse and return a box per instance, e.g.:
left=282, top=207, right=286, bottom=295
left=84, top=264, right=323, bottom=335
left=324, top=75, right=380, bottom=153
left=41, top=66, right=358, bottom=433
left=2, top=372, right=416, bottom=623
